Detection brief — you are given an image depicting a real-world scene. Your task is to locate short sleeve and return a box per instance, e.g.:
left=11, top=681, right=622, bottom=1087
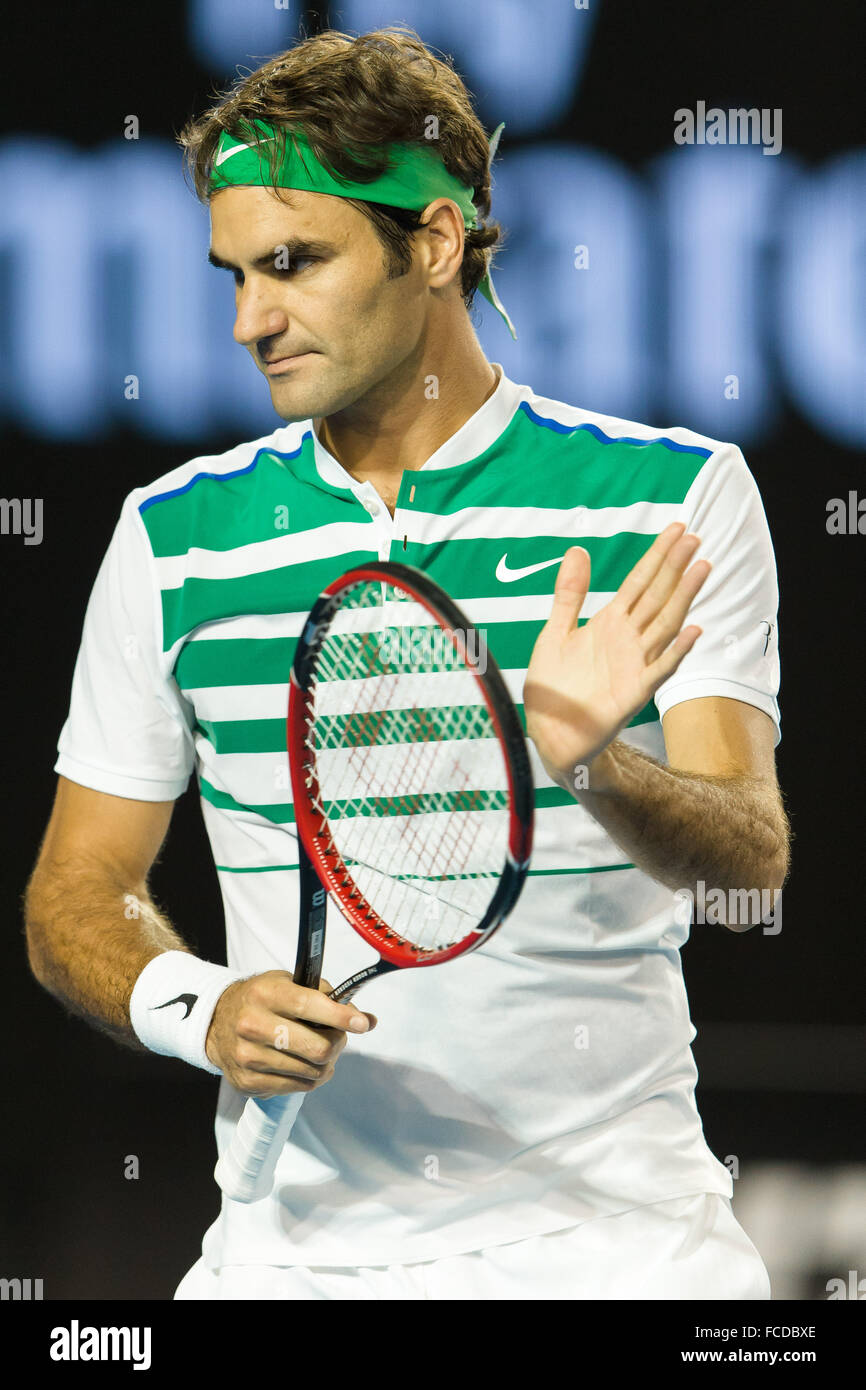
left=55, top=492, right=196, bottom=800
left=653, top=443, right=781, bottom=746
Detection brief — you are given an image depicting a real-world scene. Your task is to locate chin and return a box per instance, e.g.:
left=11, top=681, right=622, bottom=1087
left=269, top=383, right=327, bottom=423
left=272, top=375, right=367, bottom=424
left=271, top=397, right=317, bottom=424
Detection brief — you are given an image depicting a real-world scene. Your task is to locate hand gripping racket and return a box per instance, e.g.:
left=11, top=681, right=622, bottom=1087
left=215, top=561, right=534, bottom=1203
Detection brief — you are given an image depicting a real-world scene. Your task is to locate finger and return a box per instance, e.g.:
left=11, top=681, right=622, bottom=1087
left=611, top=523, right=687, bottom=615
left=645, top=625, right=703, bottom=689
left=541, top=547, right=591, bottom=642
left=642, top=559, right=711, bottom=662
left=272, top=1020, right=348, bottom=1067
left=234, top=1006, right=347, bottom=1063
left=231, top=1030, right=339, bottom=1083
left=240, top=1062, right=337, bottom=1100
left=272, top=979, right=372, bottom=1033
left=628, top=533, right=702, bottom=632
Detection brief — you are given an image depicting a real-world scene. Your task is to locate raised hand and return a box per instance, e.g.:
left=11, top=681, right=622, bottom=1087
left=524, top=523, right=711, bottom=786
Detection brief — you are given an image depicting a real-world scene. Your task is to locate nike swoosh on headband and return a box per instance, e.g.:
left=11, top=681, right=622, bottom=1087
left=495, top=554, right=567, bottom=583
left=214, top=135, right=275, bottom=167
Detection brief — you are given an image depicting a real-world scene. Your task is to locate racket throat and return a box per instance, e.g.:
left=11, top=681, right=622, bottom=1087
left=331, top=958, right=399, bottom=1003
left=294, top=839, right=327, bottom=987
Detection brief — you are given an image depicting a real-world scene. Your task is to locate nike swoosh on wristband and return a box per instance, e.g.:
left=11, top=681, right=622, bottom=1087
left=152, top=993, right=198, bottom=1020
left=495, top=554, right=567, bottom=583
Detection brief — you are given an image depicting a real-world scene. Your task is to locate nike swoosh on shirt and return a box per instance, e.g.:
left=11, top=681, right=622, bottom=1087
left=152, top=993, right=198, bottom=1020
left=495, top=554, right=567, bottom=583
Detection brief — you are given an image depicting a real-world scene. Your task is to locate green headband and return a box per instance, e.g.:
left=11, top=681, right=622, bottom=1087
left=209, top=119, right=516, bottom=339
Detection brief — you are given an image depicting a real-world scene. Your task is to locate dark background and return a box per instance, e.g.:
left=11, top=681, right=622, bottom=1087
left=1, top=0, right=863, bottom=1299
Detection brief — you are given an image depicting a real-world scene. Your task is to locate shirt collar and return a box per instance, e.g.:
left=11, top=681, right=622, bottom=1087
left=310, top=363, right=526, bottom=489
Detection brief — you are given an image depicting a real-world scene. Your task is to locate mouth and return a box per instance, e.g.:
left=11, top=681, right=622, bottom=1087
left=263, top=352, right=315, bottom=376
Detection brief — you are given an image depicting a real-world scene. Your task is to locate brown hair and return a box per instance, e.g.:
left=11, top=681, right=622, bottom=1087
left=177, top=26, right=503, bottom=310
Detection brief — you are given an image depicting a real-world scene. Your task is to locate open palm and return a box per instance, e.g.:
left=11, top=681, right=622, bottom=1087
left=524, top=523, right=711, bottom=785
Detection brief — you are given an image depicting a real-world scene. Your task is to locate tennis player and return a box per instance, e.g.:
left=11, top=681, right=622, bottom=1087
left=25, top=27, right=789, bottom=1300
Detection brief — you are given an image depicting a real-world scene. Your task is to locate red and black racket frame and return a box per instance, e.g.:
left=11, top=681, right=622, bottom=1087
left=287, top=561, right=535, bottom=998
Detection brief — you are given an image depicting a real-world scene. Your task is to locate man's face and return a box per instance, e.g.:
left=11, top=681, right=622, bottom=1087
left=209, top=185, right=430, bottom=422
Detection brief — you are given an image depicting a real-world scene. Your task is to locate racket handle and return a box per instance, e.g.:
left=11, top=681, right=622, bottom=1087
left=215, top=1092, right=305, bottom=1203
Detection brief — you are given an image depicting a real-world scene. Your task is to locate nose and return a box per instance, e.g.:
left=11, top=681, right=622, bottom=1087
left=233, top=276, right=288, bottom=352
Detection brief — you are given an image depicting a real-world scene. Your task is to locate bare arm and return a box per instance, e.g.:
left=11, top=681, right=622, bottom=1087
left=24, top=778, right=180, bottom=1046
left=577, top=701, right=790, bottom=910
left=25, top=777, right=372, bottom=1092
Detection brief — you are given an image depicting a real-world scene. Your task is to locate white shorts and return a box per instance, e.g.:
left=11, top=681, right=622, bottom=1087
left=175, top=1193, right=771, bottom=1300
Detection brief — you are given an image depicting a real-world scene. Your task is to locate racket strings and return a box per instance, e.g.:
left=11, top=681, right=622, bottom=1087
left=303, top=580, right=510, bottom=951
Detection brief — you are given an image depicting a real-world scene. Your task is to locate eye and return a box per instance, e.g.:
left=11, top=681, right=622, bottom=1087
left=276, top=255, right=316, bottom=275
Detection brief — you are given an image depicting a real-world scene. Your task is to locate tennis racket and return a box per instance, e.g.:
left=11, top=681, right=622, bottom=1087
left=215, top=561, right=534, bottom=1203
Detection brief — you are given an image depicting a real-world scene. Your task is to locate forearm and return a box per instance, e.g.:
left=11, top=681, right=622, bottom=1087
left=25, top=860, right=190, bottom=1047
left=569, top=739, right=790, bottom=900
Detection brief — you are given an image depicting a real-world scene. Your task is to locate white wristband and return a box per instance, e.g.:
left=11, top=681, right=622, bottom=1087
left=129, top=951, right=244, bottom=1075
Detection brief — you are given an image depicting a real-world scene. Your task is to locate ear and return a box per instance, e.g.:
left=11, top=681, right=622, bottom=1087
left=418, top=198, right=465, bottom=291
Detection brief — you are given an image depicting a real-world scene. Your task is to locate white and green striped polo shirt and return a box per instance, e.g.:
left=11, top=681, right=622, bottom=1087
left=56, top=364, right=781, bottom=1266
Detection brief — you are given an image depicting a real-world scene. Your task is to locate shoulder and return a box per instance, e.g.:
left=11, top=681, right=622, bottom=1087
left=130, top=421, right=309, bottom=516
left=513, top=381, right=753, bottom=507
left=121, top=421, right=310, bottom=554
left=520, top=383, right=730, bottom=461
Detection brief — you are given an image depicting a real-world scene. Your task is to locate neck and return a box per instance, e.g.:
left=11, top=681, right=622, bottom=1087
left=314, top=320, right=498, bottom=491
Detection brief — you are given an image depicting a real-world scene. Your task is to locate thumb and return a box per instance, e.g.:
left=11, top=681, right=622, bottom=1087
left=542, top=547, right=590, bottom=640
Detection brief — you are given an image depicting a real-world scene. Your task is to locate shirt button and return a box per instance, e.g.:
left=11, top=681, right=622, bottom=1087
left=362, top=498, right=379, bottom=516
